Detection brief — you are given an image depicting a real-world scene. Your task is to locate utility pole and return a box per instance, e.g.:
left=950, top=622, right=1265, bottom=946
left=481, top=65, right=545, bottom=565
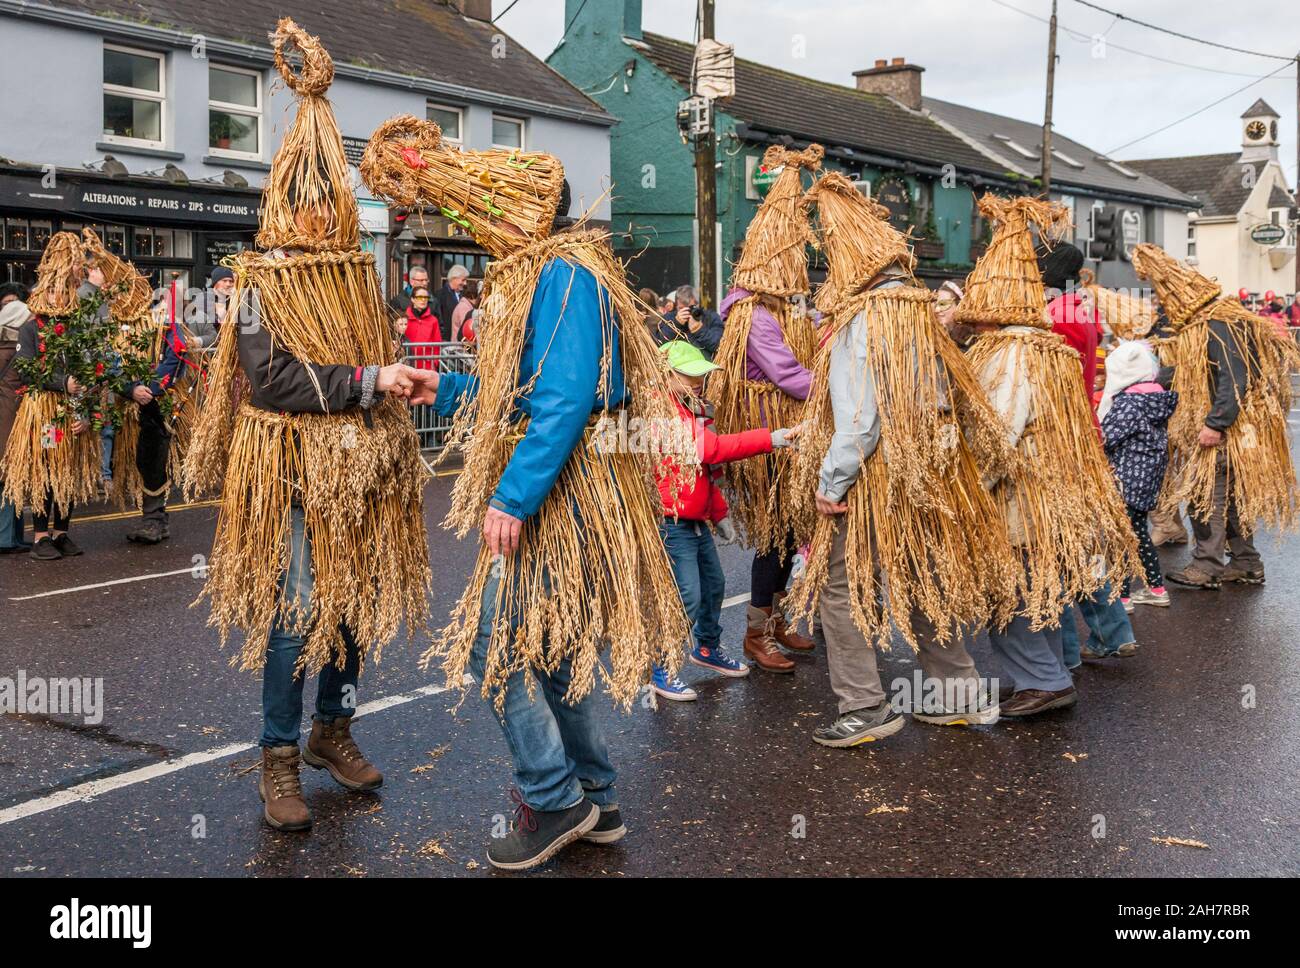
left=1294, top=52, right=1299, bottom=296
left=1041, top=0, right=1058, bottom=195
left=694, top=0, right=718, bottom=308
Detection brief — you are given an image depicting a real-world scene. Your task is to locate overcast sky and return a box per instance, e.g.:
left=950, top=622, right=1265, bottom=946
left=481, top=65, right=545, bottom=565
left=496, top=0, right=1297, bottom=179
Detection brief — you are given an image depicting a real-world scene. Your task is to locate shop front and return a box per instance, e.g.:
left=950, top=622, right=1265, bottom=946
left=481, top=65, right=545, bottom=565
left=388, top=208, right=491, bottom=297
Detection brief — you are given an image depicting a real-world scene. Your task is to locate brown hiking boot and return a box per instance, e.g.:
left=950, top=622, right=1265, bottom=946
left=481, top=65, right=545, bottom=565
left=771, top=592, right=815, bottom=652
left=1150, top=525, right=1188, bottom=546
left=743, top=605, right=795, bottom=673
left=258, top=745, right=311, bottom=831
left=304, top=716, right=383, bottom=791
left=1221, top=563, right=1265, bottom=585
left=1166, top=566, right=1221, bottom=590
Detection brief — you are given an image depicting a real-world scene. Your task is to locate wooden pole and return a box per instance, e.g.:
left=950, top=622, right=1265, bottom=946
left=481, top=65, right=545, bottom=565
left=694, top=0, right=718, bottom=308
left=1041, top=0, right=1058, bottom=195
left=1294, top=53, right=1299, bottom=297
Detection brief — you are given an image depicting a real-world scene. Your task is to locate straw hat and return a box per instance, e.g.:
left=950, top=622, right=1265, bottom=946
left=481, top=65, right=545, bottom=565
left=1131, top=242, right=1221, bottom=327
left=361, top=115, right=566, bottom=258
left=805, top=171, right=915, bottom=314
left=731, top=144, right=824, bottom=297
left=27, top=231, right=85, bottom=318
left=255, top=19, right=361, bottom=252
left=953, top=195, right=1071, bottom=329
left=81, top=227, right=153, bottom=322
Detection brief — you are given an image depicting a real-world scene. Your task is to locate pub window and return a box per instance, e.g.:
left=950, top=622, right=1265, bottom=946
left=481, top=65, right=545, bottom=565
left=427, top=104, right=464, bottom=147
left=104, top=225, right=128, bottom=256
left=103, top=44, right=166, bottom=147
left=209, top=65, right=262, bottom=159
left=491, top=116, right=524, bottom=150
left=29, top=220, right=52, bottom=252
left=4, top=218, right=30, bottom=251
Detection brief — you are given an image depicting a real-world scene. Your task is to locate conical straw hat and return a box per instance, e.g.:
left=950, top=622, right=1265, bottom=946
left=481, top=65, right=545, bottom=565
left=1131, top=242, right=1221, bottom=327
left=82, top=227, right=153, bottom=322
left=806, top=171, right=915, bottom=314
left=953, top=195, right=1072, bottom=329
left=361, top=115, right=566, bottom=258
left=27, top=231, right=85, bottom=318
left=256, top=19, right=360, bottom=252
left=732, top=144, right=823, bottom=297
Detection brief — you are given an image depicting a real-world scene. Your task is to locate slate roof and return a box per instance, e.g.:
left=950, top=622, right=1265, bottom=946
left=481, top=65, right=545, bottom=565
left=635, top=32, right=1008, bottom=177
left=1125, top=153, right=1269, bottom=217
left=1241, top=98, right=1279, bottom=119
left=922, top=96, right=1196, bottom=207
left=16, top=0, right=607, bottom=119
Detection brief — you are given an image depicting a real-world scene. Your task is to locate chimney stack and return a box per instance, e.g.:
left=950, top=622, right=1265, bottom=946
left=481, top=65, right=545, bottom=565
left=450, top=0, right=492, bottom=21
left=853, top=59, right=925, bottom=111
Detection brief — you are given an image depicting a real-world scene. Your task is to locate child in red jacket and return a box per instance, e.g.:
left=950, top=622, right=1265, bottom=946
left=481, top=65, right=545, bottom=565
left=651, top=341, right=799, bottom=700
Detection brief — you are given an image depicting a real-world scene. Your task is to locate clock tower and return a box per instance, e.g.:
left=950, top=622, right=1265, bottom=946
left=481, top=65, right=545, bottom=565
left=1240, top=98, right=1280, bottom=163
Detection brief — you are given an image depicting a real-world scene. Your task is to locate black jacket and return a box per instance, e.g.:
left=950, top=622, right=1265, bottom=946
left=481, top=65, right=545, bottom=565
left=655, top=306, right=724, bottom=356
left=435, top=284, right=461, bottom=341
left=1204, top=316, right=1255, bottom=431
left=238, top=298, right=366, bottom=414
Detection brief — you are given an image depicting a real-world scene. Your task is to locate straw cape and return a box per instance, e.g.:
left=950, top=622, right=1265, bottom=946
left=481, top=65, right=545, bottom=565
left=1078, top=267, right=1157, bottom=341
left=182, top=20, right=430, bottom=677
left=707, top=143, right=823, bottom=555
left=1132, top=242, right=1300, bottom=531
left=360, top=115, right=692, bottom=709
left=784, top=172, right=1019, bottom=648
left=961, top=196, right=1141, bottom=626
left=0, top=231, right=102, bottom=516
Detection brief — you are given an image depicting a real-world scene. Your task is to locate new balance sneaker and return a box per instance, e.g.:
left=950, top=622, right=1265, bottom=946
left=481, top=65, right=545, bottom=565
left=487, top=796, right=599, bottom=871
left=689, top=644, right=750, bottom=677
left=581, top=805, right=627, bottom=845
left=1130, top=586, right=1170, bottom=607
left=913, top=694, right=1001, bottom=726
left=651, top=666, right=697, bottom=702
left=812, top=703, right=905, bottom=748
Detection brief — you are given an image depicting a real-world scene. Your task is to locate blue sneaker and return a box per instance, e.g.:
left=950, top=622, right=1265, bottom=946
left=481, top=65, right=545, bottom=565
left=651, top=666, right=697, bottom=701
left=689, top=644, right=750, bottom=678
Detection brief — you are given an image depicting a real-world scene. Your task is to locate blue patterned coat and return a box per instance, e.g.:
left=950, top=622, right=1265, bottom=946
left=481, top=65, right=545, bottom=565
left=1101, top=388, right=1178, bottom=511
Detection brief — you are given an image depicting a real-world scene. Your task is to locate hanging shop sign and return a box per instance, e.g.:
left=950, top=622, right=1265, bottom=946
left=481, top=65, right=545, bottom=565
left=1250, top=222, right=1287, bottom=246
left=875, top=177, right=911, bottom=232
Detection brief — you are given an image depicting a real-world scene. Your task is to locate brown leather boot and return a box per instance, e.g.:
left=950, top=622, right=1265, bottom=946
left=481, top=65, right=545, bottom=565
left=258, top=745, right=311, bottom=831
left=743, top=605, right=795, bottom=673
left=304, top=716, right=383, bottom=791
left=771, top=592, right=815, bottom=652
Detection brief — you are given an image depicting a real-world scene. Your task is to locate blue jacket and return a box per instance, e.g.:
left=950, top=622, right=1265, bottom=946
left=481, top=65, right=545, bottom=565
left=127, top=321, right=187, bottom=398
left=434, top=257, right=627, bottom=519
left=1101, top=388, right=1178, bottom=512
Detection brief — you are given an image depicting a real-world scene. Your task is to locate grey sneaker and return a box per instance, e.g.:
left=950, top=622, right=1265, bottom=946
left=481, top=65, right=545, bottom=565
left=813, top=703, right=905, bottom=748
left=581, top=805, right=627, bottom=845
left=487, top=795, right=599, bottom=871
left=1130, top=587, right=1170, bottom=607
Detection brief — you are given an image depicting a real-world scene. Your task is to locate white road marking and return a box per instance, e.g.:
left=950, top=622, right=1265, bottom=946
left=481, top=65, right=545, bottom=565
left=722, top=593, right=749, bottom=608
left=0, top=675, right=473, bottom=827
left=7, top=566, right=198, bottom=601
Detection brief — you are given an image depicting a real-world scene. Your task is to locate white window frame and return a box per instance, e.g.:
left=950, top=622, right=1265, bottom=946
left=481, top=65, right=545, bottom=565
left=426, top=103, right=464, bottom=148
left=1186, top=219, right=1197, bottom=259
left=491, top=115, right=526, bottom=151
left=102, top=43, right=167, bottom=149
left=208, top=64, right=264, bottom=162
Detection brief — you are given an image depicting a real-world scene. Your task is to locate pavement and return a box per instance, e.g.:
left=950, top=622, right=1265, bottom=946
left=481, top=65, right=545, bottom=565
left=1, top=471, right=1299, bottom=878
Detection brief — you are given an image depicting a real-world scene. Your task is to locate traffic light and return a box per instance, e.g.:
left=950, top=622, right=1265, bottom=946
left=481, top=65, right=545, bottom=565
left=1090, top=207, right=1119, bottom=261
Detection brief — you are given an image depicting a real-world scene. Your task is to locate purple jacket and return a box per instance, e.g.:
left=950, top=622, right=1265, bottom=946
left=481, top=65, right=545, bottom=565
left=720, top=287, right=811, bottom=403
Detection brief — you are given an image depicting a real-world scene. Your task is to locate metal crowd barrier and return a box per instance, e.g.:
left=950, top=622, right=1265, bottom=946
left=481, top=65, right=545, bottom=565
left=401, top=341, right=476, bottom=453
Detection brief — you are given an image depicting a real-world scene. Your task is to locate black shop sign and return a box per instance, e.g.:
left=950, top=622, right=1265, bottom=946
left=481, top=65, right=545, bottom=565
left=0, top=171, right=261, bottom=226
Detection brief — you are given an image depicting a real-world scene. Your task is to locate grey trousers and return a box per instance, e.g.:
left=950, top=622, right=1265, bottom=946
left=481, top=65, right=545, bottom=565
left=819, top=523, right=982, bottom=714
left=987, top=614, right=1071, bottom=693
left=1190, top=453, right=1259, bottom=577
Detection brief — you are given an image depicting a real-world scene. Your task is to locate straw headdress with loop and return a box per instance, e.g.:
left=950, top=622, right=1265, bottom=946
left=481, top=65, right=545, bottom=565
left=1078, top=266, right=1157, bottom=341
left=963, top=195, right=1142, bottom=627
left=1, top=231, right=102, bottom=515
left=706, top=143, right=823, bottom=555
left=1133, top=242, right=1300, bottom=532
left=360, top=115, right=692, bottom=710
left=361, top=114, right=565, bottom=259
left=783, top=171, right=1019, bottom=650
left=182, top=20, right=430, bottom=680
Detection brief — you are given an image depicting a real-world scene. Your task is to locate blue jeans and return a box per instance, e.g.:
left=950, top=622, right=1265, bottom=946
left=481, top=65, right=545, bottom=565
left=100, top=424, right=115, bottom=480
left=469, top=562, right=617, bottom=812
left=260, top=508, right=360, bottom=747
left=1059, top=582, right=1135, bottom=663
left=659, top=519, right=725, bottom=651
left=0, top=497, right=24, bottom=548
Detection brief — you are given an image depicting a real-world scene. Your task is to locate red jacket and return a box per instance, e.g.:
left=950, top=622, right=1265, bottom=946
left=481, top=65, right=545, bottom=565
left=656, top=398, right=772, bottom=522
left=404, top=307, right=441, bottom=371
left=1048, top=292, right=1100, bottom=428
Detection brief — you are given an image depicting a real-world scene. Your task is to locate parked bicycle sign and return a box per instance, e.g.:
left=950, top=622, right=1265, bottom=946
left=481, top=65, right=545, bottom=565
left=1249, top=223, right=1287, bottom=246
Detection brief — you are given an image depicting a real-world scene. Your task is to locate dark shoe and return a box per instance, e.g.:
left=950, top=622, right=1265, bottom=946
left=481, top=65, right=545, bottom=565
left=770, top=592, right=815, bottom=652
left=258, top=745, right=311, bottom=831
left=813, top=703, right=906, bottom=747
left=0, top=541, right=32, bottom=555
left=126, top=519, right=169, bottom=544
left=487, top=794, right=599, bottom=871
left=1000, top=687, right=1077, bottom=718
left=581, top=805, right=627, bottom=845
left=29, top=536, right=62, bottom=561
left=51, top=533, right=82, bottom=557
left=1081, top=642, right=1139, bottom=660
left=1221, top=564, right=1265, bottom=585
left=743, top=606, right=795, bottom=673
left=1166, top=566, right=1221, bottom=590
left=303, top=716, right=383, bottom=791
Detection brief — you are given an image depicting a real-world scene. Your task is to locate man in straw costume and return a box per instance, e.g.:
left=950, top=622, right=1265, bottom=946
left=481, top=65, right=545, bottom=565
left=709, top=143, right=824, bottom=674
left=957, top=195, right=1142, bottom=718
left=361, top=116, right=692, bottom=870
left=785, top=172, right=1018, bottom=746
left=181, top=21, right=436, bottom=833
left=1131, top=242, right=1300, bottom=589
left=1, top=231, right=102, bottom=560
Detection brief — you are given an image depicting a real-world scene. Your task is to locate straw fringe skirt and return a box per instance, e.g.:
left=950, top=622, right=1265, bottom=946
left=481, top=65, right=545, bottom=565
left=1, top=391, right=101, bottom=516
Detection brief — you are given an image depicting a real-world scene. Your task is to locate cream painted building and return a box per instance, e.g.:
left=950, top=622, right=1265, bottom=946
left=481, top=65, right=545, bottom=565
left=1129, top=100, right=1297, bottom=298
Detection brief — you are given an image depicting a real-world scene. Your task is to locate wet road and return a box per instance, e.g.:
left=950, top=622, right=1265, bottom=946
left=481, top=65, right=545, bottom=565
left=1, top=468, right=1298, bottom=878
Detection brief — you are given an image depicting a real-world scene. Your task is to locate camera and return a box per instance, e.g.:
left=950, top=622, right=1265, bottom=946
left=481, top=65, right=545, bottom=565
left=689, top=305, right=706, bottom=321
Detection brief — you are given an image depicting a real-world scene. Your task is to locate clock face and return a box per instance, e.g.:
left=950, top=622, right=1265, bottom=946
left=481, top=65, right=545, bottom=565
left=1246, top=120, right=1267, bottom=141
